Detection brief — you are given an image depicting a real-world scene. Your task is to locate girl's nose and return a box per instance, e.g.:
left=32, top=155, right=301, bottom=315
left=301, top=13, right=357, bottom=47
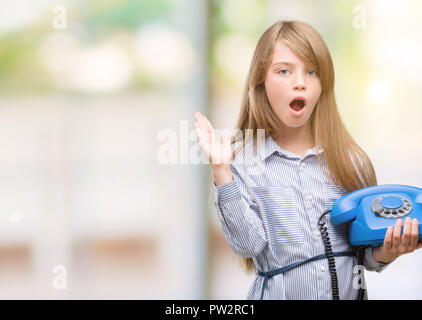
left=293, top=76, right=306, bottom=90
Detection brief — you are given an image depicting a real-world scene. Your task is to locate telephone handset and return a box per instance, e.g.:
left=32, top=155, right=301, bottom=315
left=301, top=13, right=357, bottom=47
left=330, top=184, right=422, bottom=246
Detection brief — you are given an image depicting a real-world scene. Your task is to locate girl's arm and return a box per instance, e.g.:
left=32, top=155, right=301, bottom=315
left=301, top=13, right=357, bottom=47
left=194, top=111, right=268, bottom=258
left=213, top=163, right=268, bottom=258
left=362, top=247, right=390, bottom=272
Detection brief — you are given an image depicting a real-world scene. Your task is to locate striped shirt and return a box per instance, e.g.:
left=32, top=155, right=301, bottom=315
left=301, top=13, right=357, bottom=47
left=213, top=133, right=389, bottom=300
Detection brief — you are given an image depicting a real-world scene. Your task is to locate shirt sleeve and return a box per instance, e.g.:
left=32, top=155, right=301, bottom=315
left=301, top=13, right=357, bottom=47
left=213, top=163, right=268, bottom=258
left=363, top=246, right=391, bottom=272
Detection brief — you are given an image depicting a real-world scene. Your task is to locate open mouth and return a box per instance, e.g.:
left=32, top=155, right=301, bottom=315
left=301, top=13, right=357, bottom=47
left=289, top=97, right=306, bottom=111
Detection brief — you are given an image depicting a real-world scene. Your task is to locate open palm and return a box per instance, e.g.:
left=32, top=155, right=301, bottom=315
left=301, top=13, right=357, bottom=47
left=194, top=112, right=233, bottom=166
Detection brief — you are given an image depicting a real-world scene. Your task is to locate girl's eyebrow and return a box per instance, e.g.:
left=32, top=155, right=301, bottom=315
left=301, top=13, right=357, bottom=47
left=272, top=61, right=296, bottom=67
left=272, top=61, right=316, bottom=70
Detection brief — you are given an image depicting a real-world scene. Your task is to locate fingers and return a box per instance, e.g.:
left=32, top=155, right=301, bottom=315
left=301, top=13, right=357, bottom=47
left=401, top=217, right=412, bottom=248
left=193, top=120, right=204, bottom=141
left=200, top=112, right=215, bottom=133
left=194, top=112, right=213, bottom=134
left=392, top=219, right=402, bottom=251
left=383, top=226, right=393, bottom=251
left=194, top=112, right=224, bottom=165
left=409, top=218, right=419, bottom=249
left=194, top=111, right=218, bottom=145
left=193, top=112, right=233, bottom=166
left=194, top=112, right=206, bottom=134
left=387, top=217, right=420, bottom=256
left=194, top=112, right=213, bottom=146
left=194, top=121, right=209, bottom=154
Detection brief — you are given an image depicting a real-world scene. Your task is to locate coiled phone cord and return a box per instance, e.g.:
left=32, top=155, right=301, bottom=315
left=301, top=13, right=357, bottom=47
left=356, top=246, right=366, bottom=300
left=318, top=209, right=366, bottom=300
left=318, top=209, right=340, bottom=300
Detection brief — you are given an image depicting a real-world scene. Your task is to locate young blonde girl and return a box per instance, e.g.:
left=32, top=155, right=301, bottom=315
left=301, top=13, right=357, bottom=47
left=194, top=20, right=421, bottom=300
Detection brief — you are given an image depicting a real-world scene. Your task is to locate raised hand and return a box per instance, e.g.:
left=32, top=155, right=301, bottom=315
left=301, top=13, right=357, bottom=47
left=193, top=111, right=233, bottom=167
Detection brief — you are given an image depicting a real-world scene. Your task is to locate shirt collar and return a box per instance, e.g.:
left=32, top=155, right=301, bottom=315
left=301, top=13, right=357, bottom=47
left=262, top=134, right=323, bottom=160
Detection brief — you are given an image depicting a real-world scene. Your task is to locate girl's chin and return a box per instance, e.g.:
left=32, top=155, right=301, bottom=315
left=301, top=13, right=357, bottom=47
left=273, top=110, right=311, bottom=128
left=283, top=116, right=310, bottom=128
left=286, top=122, right=308, bottom=129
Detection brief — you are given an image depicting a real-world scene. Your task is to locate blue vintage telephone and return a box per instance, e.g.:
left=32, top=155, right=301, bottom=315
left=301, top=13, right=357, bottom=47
left=330, top=184, right=422, bottom=246
left=316, top=184, right=422, bottom=300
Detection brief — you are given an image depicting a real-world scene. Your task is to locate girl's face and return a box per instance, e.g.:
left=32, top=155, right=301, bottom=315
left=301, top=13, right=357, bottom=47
left=264, top=41, right=322, bottom=129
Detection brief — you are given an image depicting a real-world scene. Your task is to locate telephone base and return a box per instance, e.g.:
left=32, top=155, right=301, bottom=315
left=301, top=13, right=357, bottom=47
left=350, top=234, right=422, bottom=247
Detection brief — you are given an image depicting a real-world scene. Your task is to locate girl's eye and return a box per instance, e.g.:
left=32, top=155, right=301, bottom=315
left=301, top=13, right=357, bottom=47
left=278, top=69, right=317, bottom=76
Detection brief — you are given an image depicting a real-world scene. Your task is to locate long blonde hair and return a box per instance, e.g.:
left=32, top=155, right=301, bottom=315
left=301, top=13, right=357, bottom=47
left=228, top=20, right=377, bottom=274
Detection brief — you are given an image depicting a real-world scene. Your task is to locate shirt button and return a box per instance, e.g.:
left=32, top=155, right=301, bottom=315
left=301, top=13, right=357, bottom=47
left=313, top=230, right=321, bottom=237
left=300, top=162, right=306, bottom=168
left=320, top=265, right=326, bottom=272
left=306, top=194, right=313, bottom=201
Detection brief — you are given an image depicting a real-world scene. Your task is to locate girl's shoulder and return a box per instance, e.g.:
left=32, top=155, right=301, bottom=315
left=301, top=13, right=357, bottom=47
left=231, top=136, right=267, bottom=165
left=231, top=146, right=266, bottom=179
